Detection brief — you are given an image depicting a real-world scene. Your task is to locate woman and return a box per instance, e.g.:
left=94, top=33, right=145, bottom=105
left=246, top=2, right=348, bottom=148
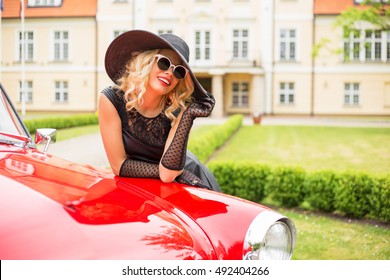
left=99, top=30, right=221, bottom=192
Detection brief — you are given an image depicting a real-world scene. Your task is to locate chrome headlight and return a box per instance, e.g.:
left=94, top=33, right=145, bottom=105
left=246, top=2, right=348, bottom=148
left=243, top=211, right=296, bottom=260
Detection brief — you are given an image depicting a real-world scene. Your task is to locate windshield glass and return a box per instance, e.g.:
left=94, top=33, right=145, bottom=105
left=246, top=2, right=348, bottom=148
left=0, top=84, right=31, bottom=143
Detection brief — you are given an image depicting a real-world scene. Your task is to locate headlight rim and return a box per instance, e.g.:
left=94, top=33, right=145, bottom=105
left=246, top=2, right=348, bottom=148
left=243, top=211, right=296, bottom=260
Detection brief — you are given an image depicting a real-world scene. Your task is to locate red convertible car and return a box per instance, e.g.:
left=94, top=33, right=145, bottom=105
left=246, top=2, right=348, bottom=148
left=0, top=83, right=296, bottom=260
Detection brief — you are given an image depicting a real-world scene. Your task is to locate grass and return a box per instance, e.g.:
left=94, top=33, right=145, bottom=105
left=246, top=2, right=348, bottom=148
left=278, top=208, right=390, bottom=260
left=55, top=124, right=100, bottom=141
left=210, top=125, right=390, bottom=175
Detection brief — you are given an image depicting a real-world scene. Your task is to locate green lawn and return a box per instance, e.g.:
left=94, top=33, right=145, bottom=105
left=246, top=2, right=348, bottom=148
left=279, top=208, right=390, bottom=260
left=209, top=125, right=390, bottom=176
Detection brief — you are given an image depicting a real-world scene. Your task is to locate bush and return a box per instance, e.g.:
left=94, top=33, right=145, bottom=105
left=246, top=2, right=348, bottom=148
left=265, top=166, right=306, bottom=207
left=333, top=172, right=374, bottom=219
left=367, top=175, right=390, bottom=222
left=304, top=171, right=342, bottom=212
left=24, top=114, right=98, bottom=134
left=208, top=161, right=271, bottom=202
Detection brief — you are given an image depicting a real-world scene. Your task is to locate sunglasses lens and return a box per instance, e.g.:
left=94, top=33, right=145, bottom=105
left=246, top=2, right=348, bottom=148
left=157, top=57, right=170, bottom=71
left=174, top=66, right=187, bottom=80
left=156, top=55, right=187, bottom=80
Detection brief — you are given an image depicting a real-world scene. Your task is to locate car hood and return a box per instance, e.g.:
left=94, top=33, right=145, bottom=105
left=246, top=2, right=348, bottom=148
left=0, top=146, right=267, bottom=260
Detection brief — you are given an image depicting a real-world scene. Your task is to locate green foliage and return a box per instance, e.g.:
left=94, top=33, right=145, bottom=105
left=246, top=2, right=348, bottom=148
left=208, top=161, right=271, bottom=202
left=208, top=161, right=389, bottom=222
left=304, top=171, right=342, bottom=212
left=314, top=0, right=390, bottom=58
left=335, top=0, right=390, bottom=36
left=188, top=114, right=243, bottom=163
left=23, top=114, right=98, bottom=134
left=334, top=172, right=373, bottom=218
left=368, top=175, right=390, bottom=222
left=265, top=166, right=306, bottom=208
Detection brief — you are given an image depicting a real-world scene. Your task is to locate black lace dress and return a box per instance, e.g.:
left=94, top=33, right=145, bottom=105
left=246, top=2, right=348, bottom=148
left=102, top=86, right=221, bottom=192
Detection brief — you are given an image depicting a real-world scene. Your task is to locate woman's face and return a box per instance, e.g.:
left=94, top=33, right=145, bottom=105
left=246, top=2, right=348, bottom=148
left=147, top=49, right=183, bottom=96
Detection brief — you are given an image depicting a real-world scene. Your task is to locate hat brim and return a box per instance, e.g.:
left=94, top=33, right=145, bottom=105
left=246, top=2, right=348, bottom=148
left=104, top=30, right=209, bottom=99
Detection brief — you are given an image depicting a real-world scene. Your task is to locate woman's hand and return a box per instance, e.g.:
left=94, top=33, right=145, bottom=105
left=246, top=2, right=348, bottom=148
left=186, top=95, right=215, bottom=118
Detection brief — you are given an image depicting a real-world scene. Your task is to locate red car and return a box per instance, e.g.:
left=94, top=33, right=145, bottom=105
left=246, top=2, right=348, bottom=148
left=0, top=83, right=296, bottom=260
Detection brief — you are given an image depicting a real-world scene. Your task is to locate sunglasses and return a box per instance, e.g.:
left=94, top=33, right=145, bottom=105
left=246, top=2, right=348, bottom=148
left=155, top=54, right=188, bottom=80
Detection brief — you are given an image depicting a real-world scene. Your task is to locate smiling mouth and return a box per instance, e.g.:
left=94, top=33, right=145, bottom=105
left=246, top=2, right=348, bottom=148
left=158, top=76, right=171, bottom=86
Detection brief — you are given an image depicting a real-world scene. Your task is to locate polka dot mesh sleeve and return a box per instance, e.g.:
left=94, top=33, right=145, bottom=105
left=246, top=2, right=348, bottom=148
left=119, top=158, right=210, bottom=189
left=160, top=96, right=215, bottom=171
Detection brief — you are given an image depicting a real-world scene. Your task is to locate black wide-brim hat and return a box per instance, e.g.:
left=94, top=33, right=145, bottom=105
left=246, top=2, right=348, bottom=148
left=105, top=29, right=209, bottom=100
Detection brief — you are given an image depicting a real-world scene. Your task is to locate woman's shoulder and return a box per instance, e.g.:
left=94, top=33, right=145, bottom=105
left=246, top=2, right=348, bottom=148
left=101, top=86, right=125, bottom=111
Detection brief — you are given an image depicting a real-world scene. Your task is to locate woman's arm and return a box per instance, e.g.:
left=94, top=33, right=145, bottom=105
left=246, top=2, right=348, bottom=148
left=159, top=111, right=185, bottom=183
left=98, top=93, right=127, bottom=175
left=159, top=96, right=215, bottom=183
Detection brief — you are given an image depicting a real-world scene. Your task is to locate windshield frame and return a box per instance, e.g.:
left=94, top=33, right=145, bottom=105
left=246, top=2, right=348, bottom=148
left=0, top=83, right=34, bottom=148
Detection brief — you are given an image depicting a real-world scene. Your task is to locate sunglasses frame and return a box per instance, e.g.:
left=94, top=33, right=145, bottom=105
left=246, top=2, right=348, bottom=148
left=155, top=54, right=188, bottom=80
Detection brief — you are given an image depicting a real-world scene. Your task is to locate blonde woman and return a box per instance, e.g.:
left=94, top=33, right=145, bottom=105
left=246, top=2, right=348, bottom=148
left=99, top=30, right=220, bottom=192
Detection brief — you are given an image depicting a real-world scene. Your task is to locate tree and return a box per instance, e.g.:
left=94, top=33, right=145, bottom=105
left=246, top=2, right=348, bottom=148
left=313, top=0, right=390, bottom=58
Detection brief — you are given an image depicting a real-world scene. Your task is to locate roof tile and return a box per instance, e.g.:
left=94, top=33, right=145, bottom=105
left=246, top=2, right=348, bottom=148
left=1, top=0, right=97, bottom=18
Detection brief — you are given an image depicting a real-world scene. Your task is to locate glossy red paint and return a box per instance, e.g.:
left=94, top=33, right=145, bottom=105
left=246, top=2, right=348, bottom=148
left=0, top=145, right=268, bottom=260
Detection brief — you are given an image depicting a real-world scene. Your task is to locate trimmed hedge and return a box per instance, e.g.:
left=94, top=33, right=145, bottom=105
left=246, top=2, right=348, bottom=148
left=188, top=114, right=243, bottom=163
left=209, top=161, right=271, bottom=202
left=207, top=161, right=390, bottom=223
left=23, top=114, right=98, bottom=134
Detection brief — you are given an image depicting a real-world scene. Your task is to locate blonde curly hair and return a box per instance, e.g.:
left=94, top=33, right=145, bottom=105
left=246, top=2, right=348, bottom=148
left=115, top=49, right=194, bottom=125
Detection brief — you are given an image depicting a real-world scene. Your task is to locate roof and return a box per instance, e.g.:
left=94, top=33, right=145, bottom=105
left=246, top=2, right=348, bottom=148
left=1, top=0, right=97, bottom=19
left=314, top=0, right=365, bottom=15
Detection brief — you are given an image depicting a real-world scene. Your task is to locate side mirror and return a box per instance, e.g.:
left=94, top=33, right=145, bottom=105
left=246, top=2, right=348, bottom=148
left=35, top=128, right=57, bottom=153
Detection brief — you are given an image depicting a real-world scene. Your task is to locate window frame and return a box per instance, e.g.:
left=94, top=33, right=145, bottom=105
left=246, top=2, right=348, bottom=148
left=54, top=81, right=69, bottom=103
left=18, top=81, right=33, bottom=103
left=279, top=82, right=295, bottom=105
left=231, top=81, right=249, bottom=108
left=344, top=82, right=360, bottom=106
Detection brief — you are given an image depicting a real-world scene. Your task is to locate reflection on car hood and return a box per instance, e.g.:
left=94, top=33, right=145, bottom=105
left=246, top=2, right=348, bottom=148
left=0, top=146, right=268, bottom=260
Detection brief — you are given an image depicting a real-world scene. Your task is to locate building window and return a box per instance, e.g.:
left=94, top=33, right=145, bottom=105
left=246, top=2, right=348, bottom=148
left=28, top=0, right=62, bottom=7
left=386, top=31, right=390, bottom=60
left=365, top=30, right=382, bottom=60
left=279, top=82, right=295, bottom=104
left=280, top=29, right=296, bottom=61
left=354, top=0, right=389, bottom=4
left=344, top=83, right=360, bottom=106
left=344, top=30, right=361, bottom=61
left=18, top=31, right=34, bottom=62
left=231, top=82, right=249, bottom=108
left=53, top=31, right=69, bottom=61
left=54, top=81, right=68, bottom=103
left=344, top=29, right=390, bottom=62
left=19, top=81, right=33, bottom=103
left=233, top=29, right=248, bottom=59
left=157, top=30, right=173, bottom=35
left=113, top=30, right=127, bottom=39
left=195, top=31, right=211, bottom=61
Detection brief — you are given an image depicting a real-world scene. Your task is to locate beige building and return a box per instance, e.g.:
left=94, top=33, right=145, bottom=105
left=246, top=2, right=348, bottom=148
left=1, top=0, right=389, bottom=117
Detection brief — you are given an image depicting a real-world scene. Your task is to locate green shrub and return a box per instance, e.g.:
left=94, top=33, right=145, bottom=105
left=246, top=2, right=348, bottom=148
left=334, top=172, right=373, bottom=219
left=304, top=171, right=342, bottom=212
left=367, top=175, right=390, bottom=222
left=208, top=161, right=271, bottom=202
left=24, top=114, right=98, bottom=134
left=188, top=114, right=243, bottom=163
left=265, top=166, right=306, bottom=207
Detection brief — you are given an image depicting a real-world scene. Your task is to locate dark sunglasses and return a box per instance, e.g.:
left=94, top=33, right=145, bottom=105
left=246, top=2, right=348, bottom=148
left=155, top=54, right=188, bottom=80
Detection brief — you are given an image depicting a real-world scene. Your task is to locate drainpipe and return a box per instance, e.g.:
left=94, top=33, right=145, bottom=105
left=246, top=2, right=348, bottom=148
left=310, top=1, right=315, bottom=116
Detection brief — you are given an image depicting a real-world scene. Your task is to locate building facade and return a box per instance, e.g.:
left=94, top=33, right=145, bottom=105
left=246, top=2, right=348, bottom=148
left=1, top=0, right=389, bottom=117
